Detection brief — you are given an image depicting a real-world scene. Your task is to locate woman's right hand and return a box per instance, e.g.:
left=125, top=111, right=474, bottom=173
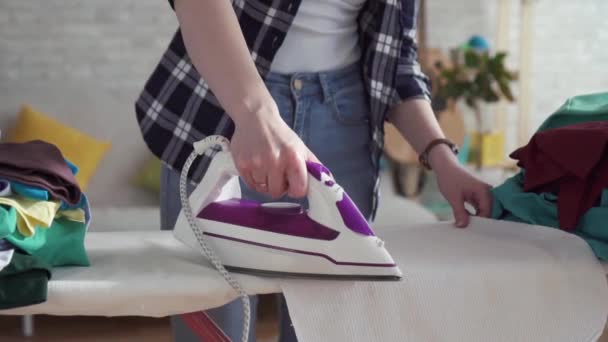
left=176, top=0, right=318, bottom=198
left=230, top=101, right=319, bottom=199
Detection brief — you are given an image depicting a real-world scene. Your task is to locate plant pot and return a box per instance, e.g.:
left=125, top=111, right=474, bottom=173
left=467, top=131, right=505, bottom=167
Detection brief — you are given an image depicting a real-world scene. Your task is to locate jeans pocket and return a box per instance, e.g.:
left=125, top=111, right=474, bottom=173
left=330, top=81, right=370, bottom=125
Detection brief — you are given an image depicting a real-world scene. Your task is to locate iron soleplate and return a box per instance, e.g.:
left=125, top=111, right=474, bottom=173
left=226, top=266, right=403, bottom=282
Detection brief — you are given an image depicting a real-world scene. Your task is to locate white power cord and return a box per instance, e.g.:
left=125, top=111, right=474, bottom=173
left=179, top=135, right=251, bottom=342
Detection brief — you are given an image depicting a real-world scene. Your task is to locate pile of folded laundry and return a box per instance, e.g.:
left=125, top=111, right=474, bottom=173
left=492, top=92, right=608, bottom=260
left=0, top=140, right=90, bottom=310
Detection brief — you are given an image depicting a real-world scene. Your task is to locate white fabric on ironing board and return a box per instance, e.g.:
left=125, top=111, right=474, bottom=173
left=1, top=218, right=606, bottom=342
left=0, top=231, right=280, bottom=317
left=281, top=217, right=608, bottom=342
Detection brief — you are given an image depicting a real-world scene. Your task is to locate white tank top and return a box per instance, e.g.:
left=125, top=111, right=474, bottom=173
left=270, top=0, right=367, bottom=74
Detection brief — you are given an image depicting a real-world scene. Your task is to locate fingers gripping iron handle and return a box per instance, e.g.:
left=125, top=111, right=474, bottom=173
left=205, top=150, right=336, bottom=207
left=193, top=144, right=334, bottom=210
left=179, top=136, right=251, bottom=342
left=202, top=153, right=346, bottom=230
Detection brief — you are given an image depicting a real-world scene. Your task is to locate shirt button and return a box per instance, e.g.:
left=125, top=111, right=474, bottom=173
left=292, top=79, right=303, bottom=90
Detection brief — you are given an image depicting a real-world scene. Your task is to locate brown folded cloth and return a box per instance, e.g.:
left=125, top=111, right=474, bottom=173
left=0, top=140, right=81, bottom=205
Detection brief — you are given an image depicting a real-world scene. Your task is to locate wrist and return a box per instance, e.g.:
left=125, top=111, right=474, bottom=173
left=428, top=144, right=460, bottom=172
left=230, top=87, right=278, bottom=126
left=418, top=138, right=459, bottom=171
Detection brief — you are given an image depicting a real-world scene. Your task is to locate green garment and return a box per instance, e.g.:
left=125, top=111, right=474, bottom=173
left=492, top=92, right=608, bottom=260
left=33, top=217, right=89, bottom=267
left=0, top=204, right=88, bottom=267
left=4, top=217, right=89, bottom=267
left=0, top=206, right=16, bottom=237
left=492, top=174, right=608, bottom=260
left=0, top=251, right=51, bottom=310
left=537, top=92, right=608, bottom=132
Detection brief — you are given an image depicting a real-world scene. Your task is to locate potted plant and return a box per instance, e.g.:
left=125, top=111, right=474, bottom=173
left=435, top=40, right=517, bottom=169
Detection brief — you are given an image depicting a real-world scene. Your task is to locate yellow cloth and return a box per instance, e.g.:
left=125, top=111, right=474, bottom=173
left=0, top=196, right=60, bottom=237
left=56, top=209, right=86, bottom=223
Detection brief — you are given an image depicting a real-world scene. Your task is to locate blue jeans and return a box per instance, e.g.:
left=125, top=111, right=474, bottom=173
left=160, top=63, right=374, bottom=342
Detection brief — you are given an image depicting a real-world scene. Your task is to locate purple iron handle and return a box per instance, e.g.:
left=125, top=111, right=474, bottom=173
left=304, top=161, right=375, bottom=236
left=306, top=161, right=332, bottom=182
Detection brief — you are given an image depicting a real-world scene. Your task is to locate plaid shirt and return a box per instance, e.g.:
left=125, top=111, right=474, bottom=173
left=135, top=0, right=431, bottom=217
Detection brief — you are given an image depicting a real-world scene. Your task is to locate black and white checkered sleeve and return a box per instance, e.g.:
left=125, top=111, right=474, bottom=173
left=394, top=0, right=431, bottom=103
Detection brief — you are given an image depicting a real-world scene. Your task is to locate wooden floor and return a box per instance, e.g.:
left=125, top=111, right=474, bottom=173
left=0, top=315, right=172, bottom=342
left=0, top=295, right=279, bottom=342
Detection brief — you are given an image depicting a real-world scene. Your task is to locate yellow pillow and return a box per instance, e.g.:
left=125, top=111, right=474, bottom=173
left=7, top=105, right=111, bottom=190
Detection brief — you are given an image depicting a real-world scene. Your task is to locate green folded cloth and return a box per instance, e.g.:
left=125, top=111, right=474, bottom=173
left=5, top=217, right=89, bottom=267
left=537, top=92, right=608, bottom=132
left=0, top=202, right=88, bottom=267
left=0, top=206, right=16, bottom=237
left=492, top=174, right=608, bottom=260
left=0, top=251, right=51, bottom=310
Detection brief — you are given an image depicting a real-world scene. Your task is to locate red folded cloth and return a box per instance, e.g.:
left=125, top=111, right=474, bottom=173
left=0, top=140, right=81, bottom=205
left=511, top=121, right=608, bottom=231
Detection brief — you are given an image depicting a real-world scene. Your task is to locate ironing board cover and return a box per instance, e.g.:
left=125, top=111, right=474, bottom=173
left=0, top=231, right=279, bottom=317
left=1, top=219, right=606, bottom=342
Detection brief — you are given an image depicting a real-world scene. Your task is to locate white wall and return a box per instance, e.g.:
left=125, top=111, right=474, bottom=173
left=0, top=0, right=606, bottom=204
left=0, top=1, right=176, bottom=90
left=0, top=1, right=177, bottom=206
left=530, top=0, right=608, bottom=130
left=426, top=0, right=608, bottom=152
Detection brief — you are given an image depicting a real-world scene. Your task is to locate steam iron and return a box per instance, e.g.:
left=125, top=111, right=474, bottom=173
left=174, top=136, right=402, bottom=281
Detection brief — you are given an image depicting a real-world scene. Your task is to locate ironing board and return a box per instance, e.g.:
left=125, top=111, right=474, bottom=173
left=1, top=226, right=608, bottom=316
left=1, top=219, right=607, bottom=342
left=0, top=231, right=280, bottom=317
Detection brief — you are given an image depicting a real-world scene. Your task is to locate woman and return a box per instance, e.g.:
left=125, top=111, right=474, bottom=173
left=135, top=0, right=493, bottom=341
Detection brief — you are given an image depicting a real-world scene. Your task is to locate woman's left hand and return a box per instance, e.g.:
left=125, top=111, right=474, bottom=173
left=387, top=98, right=493, bottom=227
left=430, top=146, right=493, bottom=228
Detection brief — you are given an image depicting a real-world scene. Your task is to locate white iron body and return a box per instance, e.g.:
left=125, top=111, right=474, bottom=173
left=174, top=150, right=402, bottom=280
